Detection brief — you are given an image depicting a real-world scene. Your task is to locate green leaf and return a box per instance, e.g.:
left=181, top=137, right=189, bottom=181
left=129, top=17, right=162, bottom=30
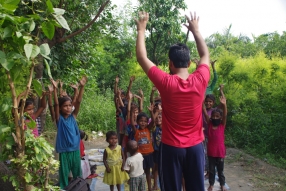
left=39, top=43, right=50, bottom=56
left=15, top=31, right=22, bottom=37
left=29, top=20, right=35, bottom=32
left=1, top=59, right=15, bottom=71
left=44, top=59, right=52, bottom=79
left=34, top=146, right=40, bottom=154
left=0, top=51, right=6, bottom=64
left=0, top=125, right=11, bottom=134
left=32, top=79, right=42, bottom=97
left=36, top=153, right=43, bottom=162
left=46, top=0, right=54, bottom=13
left=53, top=14, right=70, bottom=31
left=24, top=173, right=32, bottom=182
left=30, top=45, right=40, bottom=58
left=25, top=115, right=37, bottom=129
left=3, top=26, right=12, bottom=38
left=0, top=102, right=10, bottom=112
left=41, top=21, right=55, bottom=40
left=53, top=8, right=65, bottom=15
left=24, top=44, right=33, bottom=60
left=40, top=54, right=51, bottom=60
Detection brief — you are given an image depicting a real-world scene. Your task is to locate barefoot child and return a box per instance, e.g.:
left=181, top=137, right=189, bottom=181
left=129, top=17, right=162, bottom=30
left=203, top=96, right=228, bottom=191
left=103, top=131, right=129, bottom=191
left=52, top=76, right=87, bottom=189
left=124, top=140, right=146, bottom=191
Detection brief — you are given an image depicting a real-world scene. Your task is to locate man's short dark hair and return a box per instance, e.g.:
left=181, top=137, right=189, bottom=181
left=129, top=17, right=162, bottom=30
left=168, top=43, right=190, bottom=68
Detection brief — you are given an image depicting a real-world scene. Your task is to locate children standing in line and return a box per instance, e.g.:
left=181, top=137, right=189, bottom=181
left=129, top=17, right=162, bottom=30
left=124, top=140, right=146, bottom=191
left=131, top=92, right=156, bottom=191
left=52, top=76, right=87, bottom=189
left=103, top=131, right=129, bottom=191
left=203, top=96, right=228, bottom=191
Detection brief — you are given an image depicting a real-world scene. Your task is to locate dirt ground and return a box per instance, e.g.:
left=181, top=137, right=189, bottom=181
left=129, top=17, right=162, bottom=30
left=83, top=136, right=286, bottom=191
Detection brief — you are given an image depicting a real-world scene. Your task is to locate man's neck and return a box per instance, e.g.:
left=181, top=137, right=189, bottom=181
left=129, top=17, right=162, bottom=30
left=174, top=68, right=190, bottom=80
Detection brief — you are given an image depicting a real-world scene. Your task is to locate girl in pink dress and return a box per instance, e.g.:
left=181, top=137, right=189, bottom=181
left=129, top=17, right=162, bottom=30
left=203, top=96, right=227, bottom=191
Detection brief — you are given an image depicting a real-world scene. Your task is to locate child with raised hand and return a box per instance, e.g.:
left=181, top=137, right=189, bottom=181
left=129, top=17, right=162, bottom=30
left=52, top=76, right=87, bottom=189
left=103, top=131, right=129, bottom=191
left=17, top=90, right=47, bottom=137
left=131, top=92, right=156, bottom=191
left=124, top=140, right=146, bottom=191
left=203, top=96, right=228, bottom=191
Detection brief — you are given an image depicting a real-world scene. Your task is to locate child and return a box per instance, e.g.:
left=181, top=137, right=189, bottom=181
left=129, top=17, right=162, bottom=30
left=52, top=76, right=87, bottom=189
left=18, top=91, right=47, bottom=137
left=80, top=130, right=88, bottom=158
left=203, top=84, right=225, bottom=179
left=131, top=93, right=156, bottom=191
left=103, top=131, right=129, bottom=191
left=152, top=104, right=162, bottom=191
left=203, top=96, right=227, bottom=191
left=124, top=140, right=146, bottom=191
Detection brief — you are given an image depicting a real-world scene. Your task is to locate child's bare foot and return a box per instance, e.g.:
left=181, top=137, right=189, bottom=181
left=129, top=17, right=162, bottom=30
left=208, top=185, right=213, bottom=191
left=152, top=186, right=159, bottom=190
left=221, top=185, right=227, bottom=191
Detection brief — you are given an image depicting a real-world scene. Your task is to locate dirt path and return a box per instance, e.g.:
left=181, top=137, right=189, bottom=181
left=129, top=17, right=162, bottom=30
left=84, top=137, right=286, bottom=191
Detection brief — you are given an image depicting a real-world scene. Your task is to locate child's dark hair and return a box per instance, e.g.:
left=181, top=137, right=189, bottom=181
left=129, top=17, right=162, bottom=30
left=205, top=94, right=216, bottom=103
left=211, top=108, right=223, bottom=117
left=58, top=96, right=72, bottom=107
left=127, top=140, right=138, bottom=155
left=168, top=43, right=190, bottom=68
left=19, top=98, right=34, bottom=109
left=80, top=130, right=88, bottom=141
left=136, top=112, right=149, bottom=121
left=105, top=131, right=117, bottom=142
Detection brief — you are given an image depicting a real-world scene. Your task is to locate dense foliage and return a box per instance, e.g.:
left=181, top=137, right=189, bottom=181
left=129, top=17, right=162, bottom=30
left=1, top=0, right=286, bottom=189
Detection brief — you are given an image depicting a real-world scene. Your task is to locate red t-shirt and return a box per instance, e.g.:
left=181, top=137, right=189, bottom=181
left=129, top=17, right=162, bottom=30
left=148, top=64, right=210, bottom=147
left=207, top=123, right=226, bottom=158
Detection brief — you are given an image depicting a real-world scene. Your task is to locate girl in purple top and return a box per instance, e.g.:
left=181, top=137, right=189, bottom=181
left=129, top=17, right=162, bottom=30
left=203, top=96, right=227, bottom=191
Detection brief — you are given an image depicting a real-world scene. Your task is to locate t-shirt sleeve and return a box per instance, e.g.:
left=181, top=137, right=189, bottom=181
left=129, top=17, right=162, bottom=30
left=123, top=158, right=131, bottom=171
left=194, top=64, right=210, bottom=86
left=148, top=66, right=168, bottom=92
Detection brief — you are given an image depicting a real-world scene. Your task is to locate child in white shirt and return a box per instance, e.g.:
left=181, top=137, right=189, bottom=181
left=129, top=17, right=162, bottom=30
left=124, top=140, right=146, bottom=191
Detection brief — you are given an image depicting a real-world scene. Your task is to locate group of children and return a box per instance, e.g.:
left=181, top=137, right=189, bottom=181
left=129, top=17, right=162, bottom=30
left=103, top=61, right=228, bottom=191
left=19, top=76, right=89, bottom=189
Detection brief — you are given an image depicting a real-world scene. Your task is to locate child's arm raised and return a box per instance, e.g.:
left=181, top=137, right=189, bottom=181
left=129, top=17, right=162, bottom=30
left=147, top=103, right=156, bottom=130
left=47, top=85, right=55, bottom=122
left=139, top=89, right=144, bottom=113
left=220, top=96, right=227, bottom=126
left=208, top=60, right=218, bottom=92
left=73, top=76, right=87, bottom=118
left=126, top=91, right=133, bottom=122
left=134, top=94, right=142, bottom=113
left=70, top=83, right=79, bottom=106
left=114, top=76, right=119, bottom=95
left=51, top=79, right=60, bottom=123
left=129, top=92, right=137, bottom=134
left=34, top=92, right=47, bottom=119
left=103, top=149, right=111, bottom=173
left=117, top=89, right=124, bottom=107
left=126, top=76, right=135, bottom=100
left=149, top=86, right=157, bottom=104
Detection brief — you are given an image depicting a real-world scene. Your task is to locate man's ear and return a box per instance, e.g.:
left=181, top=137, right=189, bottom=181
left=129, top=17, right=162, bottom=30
left=187, top=61, right=191, bottom=68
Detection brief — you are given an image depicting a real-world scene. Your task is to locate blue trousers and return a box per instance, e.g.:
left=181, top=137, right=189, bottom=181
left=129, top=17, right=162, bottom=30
left=158, top=142, right=205, bottom=191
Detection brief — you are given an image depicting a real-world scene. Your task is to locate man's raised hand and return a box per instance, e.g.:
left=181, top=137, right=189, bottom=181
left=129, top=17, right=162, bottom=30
left=135, top=11, right=149, bottom=31
left=184, top=12, right=200, bottom=34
